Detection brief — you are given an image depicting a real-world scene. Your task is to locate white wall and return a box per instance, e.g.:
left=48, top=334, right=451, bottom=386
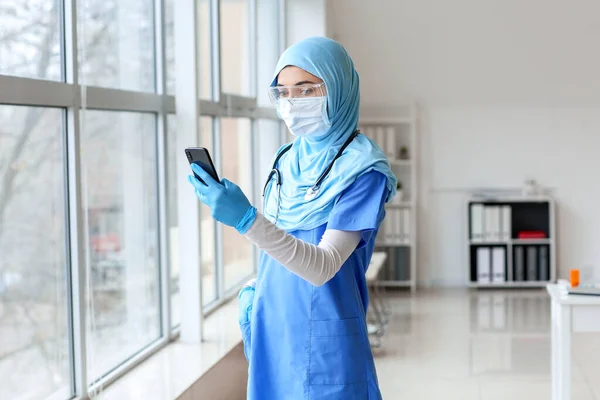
left=286, top=0, right=326, bottom=46
left=327, top=0, right=600, bottom=285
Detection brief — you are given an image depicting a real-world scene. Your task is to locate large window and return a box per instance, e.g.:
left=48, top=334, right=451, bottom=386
left=0, top=106, right=70, bottom=399
left=0, top=0, right=283, bottom=396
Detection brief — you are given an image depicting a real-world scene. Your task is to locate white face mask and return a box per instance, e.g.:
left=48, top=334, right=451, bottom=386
left=276, top=96, right=331, bottom=137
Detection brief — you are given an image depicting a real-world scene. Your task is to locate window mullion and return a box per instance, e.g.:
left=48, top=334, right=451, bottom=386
left=155, top=0, right=172, bottom=338
left=63, top=0, right=88, bottom=396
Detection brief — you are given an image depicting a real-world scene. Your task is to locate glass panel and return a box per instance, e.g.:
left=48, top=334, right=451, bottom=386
left=221, top=118, right=254, bottom=290
left=165, top=0, right=176, bottom=96
left=78, top=0, right=155, bottom=92
left=166, top=115, right=179, bottom=326
left=167, top=116, right=216, bottom=326
left=81, top=110, right=160, bottom=380
left=0, top=106, right=70, bottom=399
left=197, top=0, right=212, bottom=99
left=166, top=0, right=211, bottom=98
left=256, top=0, right=280, bottom=107
left=220, top=0, right=250, bottom=96
left=0, top=0, right=62, bottom=80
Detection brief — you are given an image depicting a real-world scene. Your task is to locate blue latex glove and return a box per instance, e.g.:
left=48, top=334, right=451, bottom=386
left=238, top=284, right=255, bottom=361
left=238, top=286, right=255, bottom=325
left=187, top=164, right=257, bottom=234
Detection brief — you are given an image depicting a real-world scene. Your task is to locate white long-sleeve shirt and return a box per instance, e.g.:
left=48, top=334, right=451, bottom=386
left=244, top=213, right=361, bottom=286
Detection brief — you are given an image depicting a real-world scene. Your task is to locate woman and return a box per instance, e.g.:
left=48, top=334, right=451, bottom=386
left=188, top=36, right=396, bottom=400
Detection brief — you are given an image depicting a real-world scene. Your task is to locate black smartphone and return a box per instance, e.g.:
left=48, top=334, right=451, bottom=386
left=185, top=147, right=220, bottom=185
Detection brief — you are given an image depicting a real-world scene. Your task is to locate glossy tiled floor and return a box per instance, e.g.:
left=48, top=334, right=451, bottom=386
left=373, top=289, right=600, bottom=400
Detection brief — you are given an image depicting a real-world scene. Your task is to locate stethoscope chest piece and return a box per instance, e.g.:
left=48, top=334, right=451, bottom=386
left=304, top=186, right=319, bottom=201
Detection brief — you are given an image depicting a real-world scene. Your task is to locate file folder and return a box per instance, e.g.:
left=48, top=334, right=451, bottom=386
left=514, top=246, right=525, bottom=281
left=393, top=209, right=402, bottom=243
left=403, top=209, right=410, bottom=242
left=501, top=206, right=511, bottom=240
left=386, top=126, right=396, bottom=159
left=492, top=247, right=506, bottom=283
left=376, top=126, right=385, bottom=148
left=492, top=206, right=501, bottom=241
left=484, top=207, right=492, bottom=241
left=539, top=246, right=549, bottom=281
left=477, top=247, right=491, bottom=283
left=483, top=206, right=501, bottom=241
left=470, top=204, right=484, bottom=242
left=526, top=246, right=538, bottom=281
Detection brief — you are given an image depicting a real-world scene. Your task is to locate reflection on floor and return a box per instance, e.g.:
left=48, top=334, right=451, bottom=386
left=374, top=289, right=600, bottom=400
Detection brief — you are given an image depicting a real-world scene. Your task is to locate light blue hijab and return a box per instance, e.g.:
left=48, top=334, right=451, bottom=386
left=263, top=37, right=397, bottom=231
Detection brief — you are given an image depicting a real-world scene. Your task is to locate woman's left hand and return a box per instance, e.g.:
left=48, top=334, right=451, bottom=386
left=187, top=164, right=257, bottom=234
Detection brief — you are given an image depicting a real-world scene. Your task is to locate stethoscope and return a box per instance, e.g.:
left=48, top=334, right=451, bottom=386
left=262, top=129, right=360, bottom=223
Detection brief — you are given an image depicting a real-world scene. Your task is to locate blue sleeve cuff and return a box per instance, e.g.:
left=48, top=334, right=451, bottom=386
left=236, top=206, right=257, bottom=234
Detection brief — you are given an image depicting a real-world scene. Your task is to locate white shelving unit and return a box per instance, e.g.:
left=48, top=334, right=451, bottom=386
left=467, top=197, right=556, bottom=288
left=359, top=104, right=418, bottom=292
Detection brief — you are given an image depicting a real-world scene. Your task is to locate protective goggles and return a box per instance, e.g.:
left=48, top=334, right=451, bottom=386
left=267, top=82, right=327, bottom=105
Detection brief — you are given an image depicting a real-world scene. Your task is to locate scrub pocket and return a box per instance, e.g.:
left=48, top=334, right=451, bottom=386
left=308, top=317, right=367, bottom=386
left=240, top=321, right=251, bottom=361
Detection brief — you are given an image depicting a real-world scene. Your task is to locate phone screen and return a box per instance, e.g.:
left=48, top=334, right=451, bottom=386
left=185, top=147, right=220, bottom=185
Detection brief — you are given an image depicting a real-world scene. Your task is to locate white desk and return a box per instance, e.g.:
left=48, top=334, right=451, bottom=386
left=547, top=283, right=600, bottom=400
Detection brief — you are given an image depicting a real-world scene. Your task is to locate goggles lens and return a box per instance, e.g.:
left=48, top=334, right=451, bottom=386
left=267, top=82, right=326, bottom=105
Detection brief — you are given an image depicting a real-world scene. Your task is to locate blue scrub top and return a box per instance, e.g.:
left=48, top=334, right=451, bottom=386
left=242, top=170, right=388, bottom=400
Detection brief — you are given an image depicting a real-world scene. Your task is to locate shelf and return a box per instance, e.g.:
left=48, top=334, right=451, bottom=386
left=469, top=239, right=509, bottom=245
left=359, top=117, right=414, bottom=125
left=469, top=238, right=552, bottom=245
left=386, top=201, right=413, bottom=209
left=469, top=196, right=553, bottom=204
left=376, top=241, right=412, bottom=247
left=470, top=332, right=548, bottom=339
left=469, top=281, right=552, bottom=288
left=389, top=159, right=412, bottom=167
left=376, top=280, right=413, bottom=288
left=511, top=238, right=551, bottom=245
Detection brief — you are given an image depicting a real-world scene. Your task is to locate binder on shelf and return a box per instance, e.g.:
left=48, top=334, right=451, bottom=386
left=378, top=215, right=386, bottom=244
left=539, top=246, right=549, bottom=281
left=484, top=207, right=491, bottom=241
left=483, top=206, right=501, bottom=242
left=526, top=246, right=538, bottom=281
left=492, top=247, right=506, bottom=283
left=402, top=208, right=410, bottom=242
left=470, top=204, right=484, bottom=242
left=501, top=206, right=511, bottom=241
left=477, top=247, right=491, bottom=283
left=376, top=126, right=385, bottom=149
left=393, top=209, right=402, bottom=243
left=492, top=206, right=501, bottom=241
left=386, top=126, right=396, bottom=159
left=385, top=214, right=393, bottom=243
left=514, top=246, right=525, bottom=281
